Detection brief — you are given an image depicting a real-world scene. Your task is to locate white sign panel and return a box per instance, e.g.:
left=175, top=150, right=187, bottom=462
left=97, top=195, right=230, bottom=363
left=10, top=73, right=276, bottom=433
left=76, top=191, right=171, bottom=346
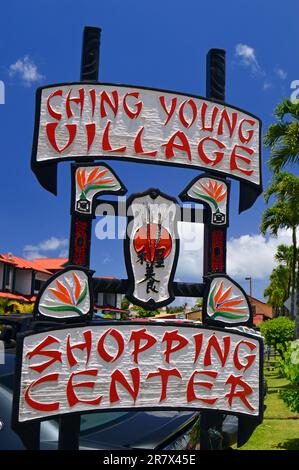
left=126, top=191, right=178, bottom=308
left=33, top=84, right=261, bottom=186
left=15, top=323, right=263, bottom=423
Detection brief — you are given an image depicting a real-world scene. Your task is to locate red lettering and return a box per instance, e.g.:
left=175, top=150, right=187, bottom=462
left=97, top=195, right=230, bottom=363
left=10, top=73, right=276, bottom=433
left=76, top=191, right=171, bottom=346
left=217, top=109, right=237, bottom=138
left=134, top=127, right=157, bottom=157
left=225, top=374, right=255, bottom=411
left=102, top=121, right=126, bottom=153
left=233, top=341, right=257, bottom=371
left=24, top=373, right=60, bottom=412
left=230, top=145, right=254, bottom=175
left=46, top=122, right=77, bottom=154
left=163, top=131, right=192, bottom=161
left=200, top=103, right=219, bottom=131
left=89, top=88, right=96, bottom=117
left=85, top=123, right=96, bottom=152
left=187, top=370, right=218, bottom=404
left=147, top=368, right=182, bottom=402
left=197, top=136, right=225, bottom=166
left=67, top=369, right=102, bottom=407
left=66, top=331, right=92, bottom=368
left=159, top=96, right=177, bottom=126
left=129, top=328, right=157, bottom=363
left=100, top=90, right=119, bottom=118
left=26, top=335, right=62, bottom=373
left=123, top=92, right=142, bottom=119
left=204, top=335, right=230, bottom=367
left=97, top=328, right=125, bottom=362
left=162, top=330, right=189, bottom=363
left=178, top=99, right=197, bottom=128
left=66, top=88, right=85, bottom=118
left=238, top=119, right=256, bottom=144
left=47, top=89, right=63, bottom=121
left=109, top=368, right=140, bottom=404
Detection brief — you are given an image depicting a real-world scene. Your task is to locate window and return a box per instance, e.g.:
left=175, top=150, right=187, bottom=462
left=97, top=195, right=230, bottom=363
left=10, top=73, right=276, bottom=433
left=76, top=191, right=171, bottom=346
left=34, top=279, right=45, bottom=292
left=4, top=266, right=11, bottom=289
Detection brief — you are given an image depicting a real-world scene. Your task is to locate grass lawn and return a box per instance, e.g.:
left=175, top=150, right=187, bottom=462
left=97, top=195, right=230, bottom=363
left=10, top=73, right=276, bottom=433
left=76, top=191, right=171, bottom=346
left=234, top=361, right=299, bottom=450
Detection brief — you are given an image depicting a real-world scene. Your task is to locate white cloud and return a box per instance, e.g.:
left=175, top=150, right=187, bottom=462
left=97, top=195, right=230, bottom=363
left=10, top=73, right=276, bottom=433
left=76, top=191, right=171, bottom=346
left=9, top=56, right=44, bottom=86
left=175, top=222, right=203, bottom=281
left=23, top=237, right=68, bottom=259
left=227, top=228, right=297, bottom=279
left=175, top=223, right=297, bottom=283
left=263, top=81, right=272, bottom=90
left=275, top=67, right=287, bottom=80
left=59, top=249, right=68, bottom=258
left=235, top=43, right=261, bottom=75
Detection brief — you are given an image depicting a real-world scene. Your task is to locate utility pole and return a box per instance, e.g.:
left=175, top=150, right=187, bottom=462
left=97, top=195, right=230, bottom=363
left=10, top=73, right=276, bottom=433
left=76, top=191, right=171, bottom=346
left=245, top=276, right=252, bottom=298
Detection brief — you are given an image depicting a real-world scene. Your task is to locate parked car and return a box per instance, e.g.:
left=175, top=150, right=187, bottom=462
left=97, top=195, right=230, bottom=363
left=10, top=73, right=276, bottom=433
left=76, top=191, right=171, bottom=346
left=0, top=315, right=248, bottom=450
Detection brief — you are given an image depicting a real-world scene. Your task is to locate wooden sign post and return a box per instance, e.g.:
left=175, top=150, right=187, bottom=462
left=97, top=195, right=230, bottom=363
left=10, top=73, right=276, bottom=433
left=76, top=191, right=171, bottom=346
left=12, top=26, right=264, bottom=451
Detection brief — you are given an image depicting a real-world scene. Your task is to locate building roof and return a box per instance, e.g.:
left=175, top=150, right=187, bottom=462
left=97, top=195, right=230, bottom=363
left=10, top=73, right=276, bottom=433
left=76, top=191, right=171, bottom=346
left=0, top=254, right=68, bottom=275
left=95, top=276, right=116, bottom=280
left=95, top=305, right=129, bottom=313
left=0, top=254, right=52, bottom=274
left=32, top=258, right=68, bottom=272
left=0, top=292, right=31, bottom=302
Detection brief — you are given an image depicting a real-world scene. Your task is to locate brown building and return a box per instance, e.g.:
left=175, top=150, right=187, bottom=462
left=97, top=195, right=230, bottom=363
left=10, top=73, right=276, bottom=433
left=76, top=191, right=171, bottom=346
left=248, top=296, right=273, bottom=325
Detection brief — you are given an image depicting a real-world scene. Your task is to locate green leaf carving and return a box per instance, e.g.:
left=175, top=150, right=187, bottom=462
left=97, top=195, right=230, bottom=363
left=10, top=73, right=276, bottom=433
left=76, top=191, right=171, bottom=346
left=191, top=190, right=218, bottom=210
left=76, top=281, right=88, bottom=306
left=43, top=305, right=84, bottom=317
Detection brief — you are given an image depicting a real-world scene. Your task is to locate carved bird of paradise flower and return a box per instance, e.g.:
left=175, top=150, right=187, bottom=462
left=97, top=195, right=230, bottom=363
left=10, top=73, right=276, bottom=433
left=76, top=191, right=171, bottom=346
left=208, top=280, right=248, bottom=320
left=77, top=167, right=116, bottom=201
left=191, top=179, right=227, bottom=211
left=42, top=272, right=88, bottom=317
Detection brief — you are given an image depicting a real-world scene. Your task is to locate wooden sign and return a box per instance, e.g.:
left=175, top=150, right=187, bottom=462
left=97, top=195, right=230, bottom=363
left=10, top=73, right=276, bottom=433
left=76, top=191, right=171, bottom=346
left=13, top=322, right=264, bottom=424
left=203, top=275, right=252, bottom=327
left=72, top=163, right=126, bottom=216
left=125, top=189, right=179, bottom=309
left=31, top=84, right=262, bottom=207
left=34, top=266, right=94, bottom=322
left=13, top=29, right=264, bottom=451
left=180, top=174, right=230, bottom=226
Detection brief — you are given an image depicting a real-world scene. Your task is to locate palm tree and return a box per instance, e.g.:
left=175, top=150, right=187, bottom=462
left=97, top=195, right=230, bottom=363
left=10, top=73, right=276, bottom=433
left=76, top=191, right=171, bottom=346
left=264, top=98, right=299, bottom=173
left=261, top=173, right=299, bottom=338
left=275, top=244, right=297, bottom=305
left=264, top=98, right=299, bottom=338
left=264, top=265, right=290, bottom=317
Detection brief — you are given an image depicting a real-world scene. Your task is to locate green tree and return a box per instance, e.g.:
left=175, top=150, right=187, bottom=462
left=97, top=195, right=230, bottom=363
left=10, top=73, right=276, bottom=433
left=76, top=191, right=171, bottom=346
left=133, top=305, right=160, bottom=317
left=121, top=296, right=130, bottom=310
left=166, top=305, right=185, bottom=313
left=192, top=298, right=203, bottom=311
left=264, top=99, right=299, bottom=338
left=264, top=265, right=289, bottom=317
left=275, top=244, right=295, bottom=299
left=264, top=98, right=299, bottom=173
left=260, top=317, right=295, bottom=357
left=260, top=173, right=299, bottom=334
left=0, top=298, right=9, bottom=314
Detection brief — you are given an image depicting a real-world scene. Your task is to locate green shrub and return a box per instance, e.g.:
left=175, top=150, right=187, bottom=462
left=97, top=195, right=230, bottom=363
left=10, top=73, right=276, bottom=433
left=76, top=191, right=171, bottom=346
left=260, top=317, right=295, bottom=356
left=280, top=340, right=299, bottom=384
left=279, top=340, right=299, bottom=413
left=280, top=388, right=299, bottom=413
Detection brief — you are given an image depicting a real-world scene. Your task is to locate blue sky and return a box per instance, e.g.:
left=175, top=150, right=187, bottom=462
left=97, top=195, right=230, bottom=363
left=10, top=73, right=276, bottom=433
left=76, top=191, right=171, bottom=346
left=0, top=0, right=298, bottom=304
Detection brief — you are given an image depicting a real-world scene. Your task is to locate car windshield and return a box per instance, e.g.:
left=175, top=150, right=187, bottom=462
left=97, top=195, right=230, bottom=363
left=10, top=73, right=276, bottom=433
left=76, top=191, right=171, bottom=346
left=0, top=361, right=130, bottom=436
